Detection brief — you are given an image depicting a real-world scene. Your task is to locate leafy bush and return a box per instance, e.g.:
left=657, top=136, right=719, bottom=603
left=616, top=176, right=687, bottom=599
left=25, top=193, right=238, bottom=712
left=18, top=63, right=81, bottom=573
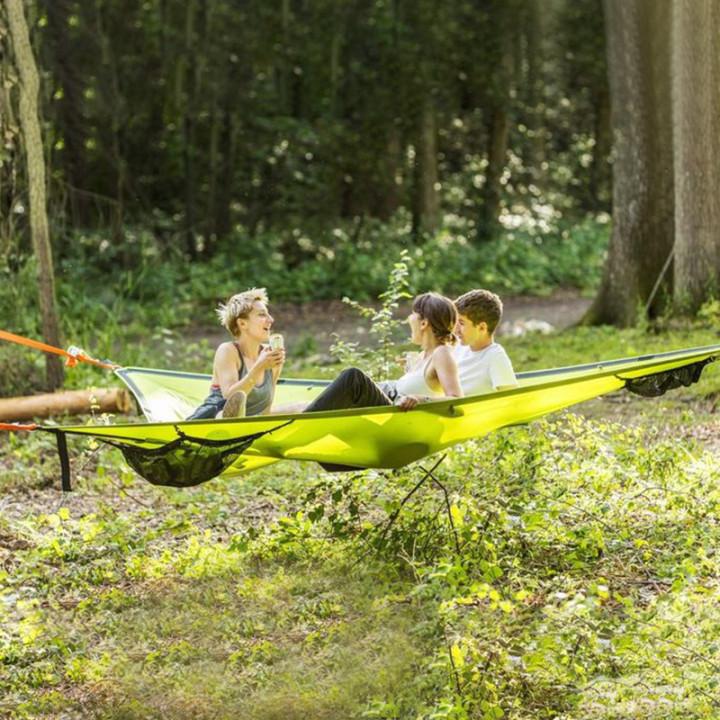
left=45, top=211, right=608, bottom=332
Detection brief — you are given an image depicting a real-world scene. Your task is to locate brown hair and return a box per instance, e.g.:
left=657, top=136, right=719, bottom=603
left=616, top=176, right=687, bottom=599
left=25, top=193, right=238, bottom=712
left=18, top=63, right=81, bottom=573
left=455, top=289, right=503, bottom=334
left=412, top=292, right=457, bottom=345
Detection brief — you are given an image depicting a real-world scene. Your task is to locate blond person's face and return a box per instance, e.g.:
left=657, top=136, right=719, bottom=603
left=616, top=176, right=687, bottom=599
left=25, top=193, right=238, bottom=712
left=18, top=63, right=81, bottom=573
left=237, top=301, right=274, bottom=341
left=455, top=314, right=489, bottom=346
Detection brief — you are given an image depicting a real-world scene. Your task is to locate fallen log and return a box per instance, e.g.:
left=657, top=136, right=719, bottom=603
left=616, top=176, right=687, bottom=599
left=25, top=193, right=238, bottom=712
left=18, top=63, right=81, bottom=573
left=0, top=388, right=133, bottom=422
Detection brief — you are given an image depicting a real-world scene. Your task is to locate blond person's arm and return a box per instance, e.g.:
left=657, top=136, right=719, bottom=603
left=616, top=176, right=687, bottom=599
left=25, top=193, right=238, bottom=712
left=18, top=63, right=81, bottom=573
left=214, top=344, right=283, bottom=399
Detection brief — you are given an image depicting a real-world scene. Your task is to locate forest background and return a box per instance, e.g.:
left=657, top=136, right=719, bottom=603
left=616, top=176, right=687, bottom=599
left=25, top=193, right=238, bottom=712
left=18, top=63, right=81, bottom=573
left=3, top=1, right=720, bottom=719
left=3, top=0, right=613, bottom=392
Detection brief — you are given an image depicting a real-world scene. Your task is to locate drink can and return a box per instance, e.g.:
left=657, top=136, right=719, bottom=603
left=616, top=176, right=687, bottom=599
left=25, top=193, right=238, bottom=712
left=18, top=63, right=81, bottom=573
left=269, top=333, right=284, bottom=350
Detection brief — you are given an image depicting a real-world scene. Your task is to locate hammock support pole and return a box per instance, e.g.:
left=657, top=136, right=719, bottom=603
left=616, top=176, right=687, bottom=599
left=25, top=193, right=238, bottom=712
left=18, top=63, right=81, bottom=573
left=53, top=430, right=72, bottom=492
left=376, top=454, right=455, bottom=551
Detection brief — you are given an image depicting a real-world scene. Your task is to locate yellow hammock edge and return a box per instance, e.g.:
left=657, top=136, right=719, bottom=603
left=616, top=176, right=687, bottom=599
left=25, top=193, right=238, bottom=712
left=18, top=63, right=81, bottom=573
left=54, top=343, right=720, bottom=477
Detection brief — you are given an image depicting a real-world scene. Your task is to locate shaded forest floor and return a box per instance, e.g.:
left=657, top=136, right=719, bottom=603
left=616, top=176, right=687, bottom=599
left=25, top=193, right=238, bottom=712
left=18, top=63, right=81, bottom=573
left=3, top=320, right=720, bottom=719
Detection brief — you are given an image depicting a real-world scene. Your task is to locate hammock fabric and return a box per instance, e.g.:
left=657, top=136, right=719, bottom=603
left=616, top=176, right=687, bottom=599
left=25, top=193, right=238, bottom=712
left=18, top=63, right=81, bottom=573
left=42, top=343, right=718, bottom=489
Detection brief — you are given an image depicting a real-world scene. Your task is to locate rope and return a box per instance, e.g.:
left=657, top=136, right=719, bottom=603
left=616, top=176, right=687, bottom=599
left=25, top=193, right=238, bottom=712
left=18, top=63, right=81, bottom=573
left=0, top=329, right=119, bottom=370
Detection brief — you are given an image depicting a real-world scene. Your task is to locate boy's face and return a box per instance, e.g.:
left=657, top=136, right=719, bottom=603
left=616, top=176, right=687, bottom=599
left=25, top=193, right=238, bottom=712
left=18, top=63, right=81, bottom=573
left=456, top=314, right=490, bottom=346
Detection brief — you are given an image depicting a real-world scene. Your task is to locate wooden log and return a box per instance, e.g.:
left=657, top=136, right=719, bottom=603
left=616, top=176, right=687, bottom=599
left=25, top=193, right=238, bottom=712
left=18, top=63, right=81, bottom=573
left=0, top=388, right=133, bottom=422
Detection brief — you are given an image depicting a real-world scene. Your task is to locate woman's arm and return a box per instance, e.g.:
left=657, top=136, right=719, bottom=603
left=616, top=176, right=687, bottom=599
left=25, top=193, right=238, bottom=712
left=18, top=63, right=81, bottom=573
left=395, top=345, right=463, bottom=410
left=432, top=345, right=463, bottom=398
left=263, top=350, right=286, bottom=413
left=214, top=344, right=281, bottom=399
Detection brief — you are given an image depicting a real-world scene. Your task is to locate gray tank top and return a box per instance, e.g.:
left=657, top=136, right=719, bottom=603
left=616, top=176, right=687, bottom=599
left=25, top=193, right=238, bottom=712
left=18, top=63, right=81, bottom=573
left=235, top=343, right=274, bottom=416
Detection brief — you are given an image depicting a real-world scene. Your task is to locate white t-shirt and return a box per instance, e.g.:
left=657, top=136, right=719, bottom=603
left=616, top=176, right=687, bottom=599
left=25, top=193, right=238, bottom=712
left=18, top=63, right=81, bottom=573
left=453, top=342, right=517, bottom=395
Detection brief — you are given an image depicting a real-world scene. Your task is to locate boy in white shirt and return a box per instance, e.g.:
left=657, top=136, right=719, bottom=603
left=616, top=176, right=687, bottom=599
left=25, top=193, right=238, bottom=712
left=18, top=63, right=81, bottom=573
left=454, top=289, right=517, bottom=394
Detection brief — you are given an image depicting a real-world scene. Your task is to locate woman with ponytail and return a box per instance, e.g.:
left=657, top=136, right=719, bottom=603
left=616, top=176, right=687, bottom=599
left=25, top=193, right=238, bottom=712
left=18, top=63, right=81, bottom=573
left=300, top=292, right=463, bottom=414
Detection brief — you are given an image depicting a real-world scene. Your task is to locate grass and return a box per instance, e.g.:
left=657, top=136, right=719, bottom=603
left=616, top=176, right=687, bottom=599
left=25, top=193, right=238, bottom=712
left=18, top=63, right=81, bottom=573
left=2, top=322, right=720, bottom=718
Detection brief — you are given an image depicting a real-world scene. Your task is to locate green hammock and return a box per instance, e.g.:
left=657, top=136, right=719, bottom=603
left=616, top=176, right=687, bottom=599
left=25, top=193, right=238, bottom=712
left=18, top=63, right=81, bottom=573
left=49, top=344, right=718, bottom=489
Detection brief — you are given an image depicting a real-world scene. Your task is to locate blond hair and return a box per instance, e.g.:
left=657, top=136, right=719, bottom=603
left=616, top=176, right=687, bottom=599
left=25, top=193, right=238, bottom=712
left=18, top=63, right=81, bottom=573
left=216, top=288, right=269, bottom=336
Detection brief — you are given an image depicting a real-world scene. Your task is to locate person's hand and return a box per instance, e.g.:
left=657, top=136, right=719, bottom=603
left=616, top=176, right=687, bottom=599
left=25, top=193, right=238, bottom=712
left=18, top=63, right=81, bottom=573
left=394, top=394, right=421, bottom=411
left=257, top=346, right=285, bottom=372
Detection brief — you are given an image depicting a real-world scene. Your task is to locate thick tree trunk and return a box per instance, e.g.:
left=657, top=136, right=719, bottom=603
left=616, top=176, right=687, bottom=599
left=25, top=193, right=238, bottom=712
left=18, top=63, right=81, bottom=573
left=6, top=0, right=64, bottom=389
left=672, top=0, right=720, bottom=313
left=583, top=0, right=673, bottom=327
left=411, top=96, right=439, bottom=238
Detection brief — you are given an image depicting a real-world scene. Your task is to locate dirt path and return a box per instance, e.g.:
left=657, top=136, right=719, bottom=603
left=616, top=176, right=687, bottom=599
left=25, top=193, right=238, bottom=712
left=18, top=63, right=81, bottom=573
left=190, top=290, right=592, bottom=355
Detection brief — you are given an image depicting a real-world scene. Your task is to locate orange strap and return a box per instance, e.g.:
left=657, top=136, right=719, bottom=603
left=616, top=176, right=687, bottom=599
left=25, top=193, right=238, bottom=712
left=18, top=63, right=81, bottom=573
left=0, top=329, right=119, bottom=370
left=0, top=422, right=38, bottom=432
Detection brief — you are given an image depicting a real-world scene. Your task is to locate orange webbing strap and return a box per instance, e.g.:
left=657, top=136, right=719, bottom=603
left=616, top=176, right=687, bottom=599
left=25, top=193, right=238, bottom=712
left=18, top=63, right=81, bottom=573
left=0, top=422, right=39, bottom=431
left=0, top=329, right=119, bottom=370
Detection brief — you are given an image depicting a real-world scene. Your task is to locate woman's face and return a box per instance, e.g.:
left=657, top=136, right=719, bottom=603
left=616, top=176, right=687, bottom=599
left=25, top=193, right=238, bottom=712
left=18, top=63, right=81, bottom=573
left=407, top=311, right=426, bottom=345
left=237, top=301, right=274, bottom=341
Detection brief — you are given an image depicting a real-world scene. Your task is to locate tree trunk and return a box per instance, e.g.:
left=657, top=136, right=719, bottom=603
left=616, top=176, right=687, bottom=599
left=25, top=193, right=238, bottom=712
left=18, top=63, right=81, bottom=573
left=376, top=126, right=402, bottom=221
left=95, top=1, right=126, bottom=258
left=477, top=106, right=509, bottom=243
left=411, top=96, right=439, bottom=238
left=215, top=99, right=235, bottom=240
left=523, top=0, right=546, bottom=173
left=583, top=0, right=673, bottom=327
left=589, top=84, right=611, bottom=209
left=45, top=0, right=87, bottom=228
left=0, top=387, right=131, bottom=422
left=182, top=0, right=199, bottom=259
left=0, top=27, right=21, bottom=254
left=672, top=0, right=720, bottom=313
left=6, top=0, right=64, bottom=389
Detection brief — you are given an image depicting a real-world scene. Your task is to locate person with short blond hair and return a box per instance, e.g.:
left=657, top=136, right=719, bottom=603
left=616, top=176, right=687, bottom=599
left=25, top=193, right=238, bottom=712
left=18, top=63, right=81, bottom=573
left=187, top=288, right=285, bottom=419
left=453, top=289, right=517, bottom=394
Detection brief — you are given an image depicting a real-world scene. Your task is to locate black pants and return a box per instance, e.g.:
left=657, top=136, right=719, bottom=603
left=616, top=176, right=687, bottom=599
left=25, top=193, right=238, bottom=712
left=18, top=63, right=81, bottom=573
left=303, top=367, right=392, bottom=472
left=304, top=368, right=392, bottom=413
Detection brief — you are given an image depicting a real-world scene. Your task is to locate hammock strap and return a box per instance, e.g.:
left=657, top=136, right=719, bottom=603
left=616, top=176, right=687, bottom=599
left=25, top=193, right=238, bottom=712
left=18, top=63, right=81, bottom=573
left=0, top=422, right=39, bottom=431
left=0, top=329, right=119, bottom=370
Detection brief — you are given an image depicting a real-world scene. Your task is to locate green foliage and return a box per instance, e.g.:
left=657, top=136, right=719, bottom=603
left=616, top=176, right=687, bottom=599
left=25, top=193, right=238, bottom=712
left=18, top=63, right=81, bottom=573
left=3, top=405, right=720, bottom=718
left=0, top=210, right=608, bottom=394
left=330, top=249, right=412, bottom=378
left=4, top=303, right=720, bottom=717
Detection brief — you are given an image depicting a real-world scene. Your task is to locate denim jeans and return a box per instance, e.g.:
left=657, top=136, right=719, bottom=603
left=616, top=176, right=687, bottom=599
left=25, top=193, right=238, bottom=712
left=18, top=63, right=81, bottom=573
left=186, top=387, right=225, bottom=420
